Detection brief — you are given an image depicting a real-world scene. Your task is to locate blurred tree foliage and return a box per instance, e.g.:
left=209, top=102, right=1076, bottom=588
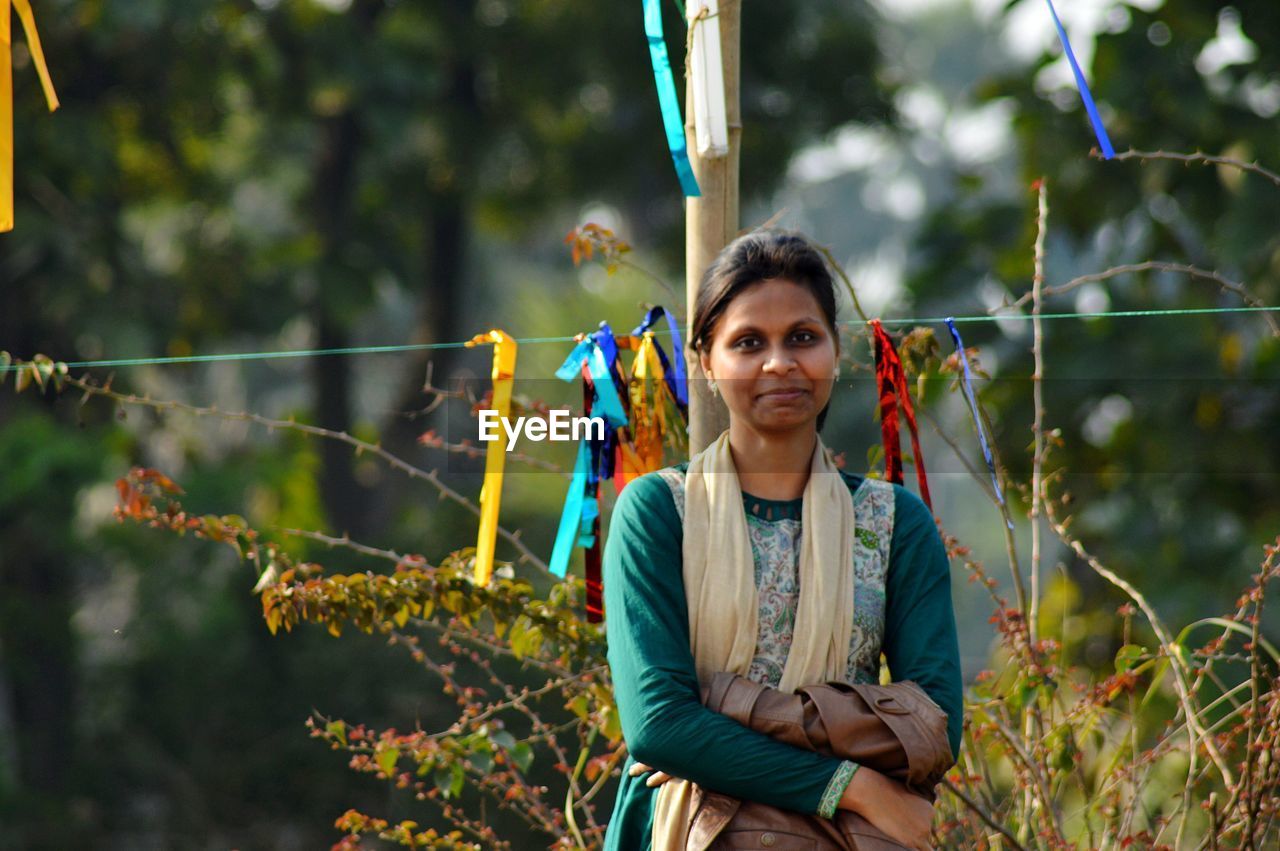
left=906, top=0, right=1280, bottom=624
left=0, top=0, right=887, bottom=846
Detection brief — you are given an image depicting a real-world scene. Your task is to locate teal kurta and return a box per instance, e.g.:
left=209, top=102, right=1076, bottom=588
left=602, top=463, right=963, bottom=851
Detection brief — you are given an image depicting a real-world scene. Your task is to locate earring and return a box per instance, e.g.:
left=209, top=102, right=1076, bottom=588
left=707, top=378, right=719, bottom=397
left=833, top=366, right=842, bottom=381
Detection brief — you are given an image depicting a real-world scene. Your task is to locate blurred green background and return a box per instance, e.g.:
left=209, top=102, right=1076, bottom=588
left=1, top=0, right=1278, bottom=847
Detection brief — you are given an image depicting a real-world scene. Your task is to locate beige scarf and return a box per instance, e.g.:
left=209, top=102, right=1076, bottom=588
left=651, top=429, right=857, bottom=850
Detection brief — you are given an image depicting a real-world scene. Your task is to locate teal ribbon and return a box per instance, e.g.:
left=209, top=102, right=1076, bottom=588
left=587, top=347, right=629, bottom=428
left=643, top=0, right=701, bottom=196
left=549, top=338, right=629, bottom=576
left=555, top=339, right=626, bottom=426
left=550, top=440, right=592, bottom=577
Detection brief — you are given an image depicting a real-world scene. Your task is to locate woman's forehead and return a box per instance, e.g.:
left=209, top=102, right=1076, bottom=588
left=718, top=278, right=825, bottom=327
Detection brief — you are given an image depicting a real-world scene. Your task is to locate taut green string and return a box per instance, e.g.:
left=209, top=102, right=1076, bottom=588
left=2, top=304, right=1277, bottom=374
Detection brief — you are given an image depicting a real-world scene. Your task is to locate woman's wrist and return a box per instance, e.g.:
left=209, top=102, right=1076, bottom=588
left=837, top=761, right=879, bottom=815
left=817, top=761, right=859, bottom=819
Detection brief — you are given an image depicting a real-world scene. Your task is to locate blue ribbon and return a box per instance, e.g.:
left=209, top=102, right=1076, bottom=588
left=945, top=319, right=1013, bottom=530
left=633, top=305, right=688, bottom=408
left=1045, top=0, right=1115, bottom=159
left=643, top=0, right=701, bottom=196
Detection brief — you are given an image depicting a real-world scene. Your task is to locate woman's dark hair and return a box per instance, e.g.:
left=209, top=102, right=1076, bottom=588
left=690, top=229, right=841, bottom=431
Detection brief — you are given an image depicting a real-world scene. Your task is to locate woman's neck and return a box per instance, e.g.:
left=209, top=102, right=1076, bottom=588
left=726, top=423, right=818, bottom=501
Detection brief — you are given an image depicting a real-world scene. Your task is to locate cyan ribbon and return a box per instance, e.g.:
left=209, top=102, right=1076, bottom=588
left=555, top=337, right=627, bottom=428
left=945, top=318, right=1013, bottom=530
left=643, top=0, right=701, bottom=196
left=554, top=338, right=594, bottom=381
left=1045, top=0, right=1115, bottom=159
left=550, top=439, right=591, bottom=577
left=632, top=306, right=688, bottom=408
left=587, top=346, right=629, bottom=428
left=549, top=336, right=630, bottom=576
left=591, top=322, right=623, bottom=394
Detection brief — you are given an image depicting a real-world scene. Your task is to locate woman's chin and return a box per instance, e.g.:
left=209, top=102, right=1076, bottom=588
left=746, top=406, right=817, bottom=432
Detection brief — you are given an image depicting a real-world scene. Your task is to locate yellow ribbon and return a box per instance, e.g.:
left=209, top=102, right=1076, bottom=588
left=625, top=331, right=681, bottom=479
left=465, top=329, right=517, bottom=585
left=2, top=0, right=59, bottom=233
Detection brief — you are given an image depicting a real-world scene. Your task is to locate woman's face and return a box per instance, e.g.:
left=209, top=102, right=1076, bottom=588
left=698, top=277, right=839, bottom=435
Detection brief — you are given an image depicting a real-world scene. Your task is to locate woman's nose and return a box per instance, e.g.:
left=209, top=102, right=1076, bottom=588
left=762, top=349, right=798, bottom=373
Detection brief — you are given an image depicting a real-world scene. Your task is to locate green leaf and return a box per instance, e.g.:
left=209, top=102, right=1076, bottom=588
left=449, top=762, right=465, bottom=798
left=471, top=750, right=494, bottom=775
left=14, top=366, right=31, bottom=394
left=434, top=766, right=456, bottom=799
left=376, top=745, right=399, bottom=776
left=491, top=730, right=516, bottom=751
left=511, top=742, right=534, bottom=774
left=1114, top=644, right=1147, bottom=673
left=326, top=720, right=348, bottom=747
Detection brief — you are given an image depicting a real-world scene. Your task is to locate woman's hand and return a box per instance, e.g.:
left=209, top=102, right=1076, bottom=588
left=839, top=765, right=934, bottom=851
left=628, top=761, right=675, bottom=787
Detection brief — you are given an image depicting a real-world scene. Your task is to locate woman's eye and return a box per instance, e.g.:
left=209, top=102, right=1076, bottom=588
left=793, top=331, right=816, bottom=343
left=733, top=337, right=760, bottom=349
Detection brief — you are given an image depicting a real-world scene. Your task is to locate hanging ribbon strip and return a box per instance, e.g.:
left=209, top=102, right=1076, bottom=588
left=869, top=319, right=932, bottom=511
left=642, top=0, right=701, bottom=196
left=1044, top=0, right=1115, bottom=159
left=549, top=334, right=629, bottom=580
left=631, top=305, right=688, bottom=410
left=944, top=319, right=1012, bottom=529
left=549, top=309, right=689, bottom=620
left=2, top=0, right=59, bottom=232
left=465, top=329, right=517, bottom=586
left=550, top=336, right=630, bottom=622
left=687, top=0, right=728, bottom=158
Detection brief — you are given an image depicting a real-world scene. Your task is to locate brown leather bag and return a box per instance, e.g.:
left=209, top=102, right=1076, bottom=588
left=685, top=672, right=955, bottom=851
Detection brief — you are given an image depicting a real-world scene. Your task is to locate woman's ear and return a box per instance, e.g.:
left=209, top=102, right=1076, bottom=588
left=698, top=346, right=713, bottom=378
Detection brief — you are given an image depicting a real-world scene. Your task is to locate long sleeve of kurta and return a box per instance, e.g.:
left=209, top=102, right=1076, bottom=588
left=881, top=483, right=965, bottom=760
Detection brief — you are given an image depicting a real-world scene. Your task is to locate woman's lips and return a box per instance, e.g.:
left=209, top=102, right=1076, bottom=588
left=758, top=388, right=807, bottom=401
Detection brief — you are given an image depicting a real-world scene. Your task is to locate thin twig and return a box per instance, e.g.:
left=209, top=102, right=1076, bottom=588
left=941, top=778, right=1028, bottom=851
left=996, top=261, right=1280, bottom=337
left=1029, top=179, right=1048, bottom=647
left=65, top=374, right=554, bottom=575
left=277, top=527, right=430, bottom=567
left=1043, top=495, right=1236, bottom=790
left=1097, top=148, right=1280, bottom=191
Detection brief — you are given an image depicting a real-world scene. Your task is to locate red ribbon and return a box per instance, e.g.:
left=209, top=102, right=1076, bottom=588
left=870, top=320, right=932, bottom=511
left=584, top=514, right=604, bottom=623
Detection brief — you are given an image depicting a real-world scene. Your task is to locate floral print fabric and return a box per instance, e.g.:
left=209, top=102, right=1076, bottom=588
left=655, top=467, right=895, bottom=687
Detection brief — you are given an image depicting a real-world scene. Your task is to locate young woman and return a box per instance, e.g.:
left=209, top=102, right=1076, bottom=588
left=602, top=230, right=963, bottom=850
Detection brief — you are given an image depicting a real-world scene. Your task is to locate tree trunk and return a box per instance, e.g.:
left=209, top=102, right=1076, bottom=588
left=310, top=110, right=371, bottom=538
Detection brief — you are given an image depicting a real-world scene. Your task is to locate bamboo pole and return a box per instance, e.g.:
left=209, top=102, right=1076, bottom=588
left=685, top=0, right=740, bottom=454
